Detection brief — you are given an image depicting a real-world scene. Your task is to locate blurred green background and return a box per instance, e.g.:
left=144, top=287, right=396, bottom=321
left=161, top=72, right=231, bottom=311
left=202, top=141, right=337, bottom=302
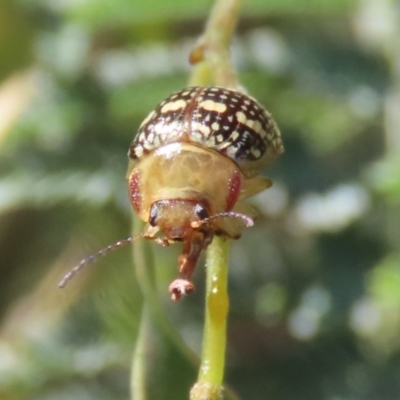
left=1, top=0, right=400, bottom=399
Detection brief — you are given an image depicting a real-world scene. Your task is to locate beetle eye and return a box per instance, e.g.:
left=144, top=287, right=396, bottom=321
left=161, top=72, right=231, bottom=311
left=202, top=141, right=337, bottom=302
left=149, top=204, right=158, bottom=226
left=194, top=204, right=209, bottom=221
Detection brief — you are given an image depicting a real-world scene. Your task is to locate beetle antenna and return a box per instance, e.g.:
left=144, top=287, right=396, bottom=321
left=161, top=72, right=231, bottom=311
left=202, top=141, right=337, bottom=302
left=58, top=234, right=144, bottom=289
left=192, top=211, right=254, bottom=228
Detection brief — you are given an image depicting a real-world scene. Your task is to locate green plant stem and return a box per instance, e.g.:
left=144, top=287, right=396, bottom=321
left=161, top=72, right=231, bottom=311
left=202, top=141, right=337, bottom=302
left=189, top=0, right=242, bottom=398
left=189, top=0, right=242, bottom=89
left=130, top=305, right=150, bottom=400
left=199, top=236, right=230, bottom=385
left=131, top=0, right=243, bottom=398
left=190, top=237, right=230, bottom=400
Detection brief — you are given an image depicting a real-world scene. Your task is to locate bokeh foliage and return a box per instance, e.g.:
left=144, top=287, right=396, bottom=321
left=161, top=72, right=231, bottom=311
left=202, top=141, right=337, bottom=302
left=0, top=0, right=399, bottom=399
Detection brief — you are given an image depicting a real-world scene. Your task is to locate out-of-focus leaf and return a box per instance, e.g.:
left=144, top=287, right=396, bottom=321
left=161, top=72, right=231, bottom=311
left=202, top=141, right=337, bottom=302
left=368, top=157, right=400, bottom=203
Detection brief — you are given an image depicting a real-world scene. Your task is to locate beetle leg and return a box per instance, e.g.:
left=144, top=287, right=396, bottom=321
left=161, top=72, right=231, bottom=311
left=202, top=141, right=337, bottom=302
left=239, top=176, right=272, bottom=200
left=152, top=237, right=171, bottom=247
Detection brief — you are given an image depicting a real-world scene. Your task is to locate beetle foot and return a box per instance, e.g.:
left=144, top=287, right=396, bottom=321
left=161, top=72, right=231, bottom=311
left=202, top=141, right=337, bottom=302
left=169, top=279, right=195, bottom=301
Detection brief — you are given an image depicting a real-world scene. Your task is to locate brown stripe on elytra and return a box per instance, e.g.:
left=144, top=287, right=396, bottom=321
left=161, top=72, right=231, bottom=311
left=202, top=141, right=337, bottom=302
left=180, top=87, right=204, bottom=142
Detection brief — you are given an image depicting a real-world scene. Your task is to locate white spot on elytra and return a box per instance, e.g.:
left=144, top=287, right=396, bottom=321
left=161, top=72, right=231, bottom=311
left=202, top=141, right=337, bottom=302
left=134, top=146, right=143, bottom=158
left=211, top=122, right=220, bottom=131
left=251, top=149, right=261, bottom=158
left=154, top=122, right=164, bottom=134
left=161, top=99, right=186, bottom=113
left=199, top=100, right=227, bottom=113
left=192, top=122, right=210, bottom=136
left=143, top=140, right=153, bottom=150
left=191, top=131, right=203, bottom=141
left=236, top=111, right=247, bottom=124
left=236, top=112, right=264, bottom=135
left=231, top=131, right=240, bottom=141
left=153, top=134, right=161, bottom=147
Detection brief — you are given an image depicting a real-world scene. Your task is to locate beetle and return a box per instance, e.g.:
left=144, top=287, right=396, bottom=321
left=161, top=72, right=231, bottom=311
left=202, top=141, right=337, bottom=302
left=59, top=86, right=283, bottom=301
